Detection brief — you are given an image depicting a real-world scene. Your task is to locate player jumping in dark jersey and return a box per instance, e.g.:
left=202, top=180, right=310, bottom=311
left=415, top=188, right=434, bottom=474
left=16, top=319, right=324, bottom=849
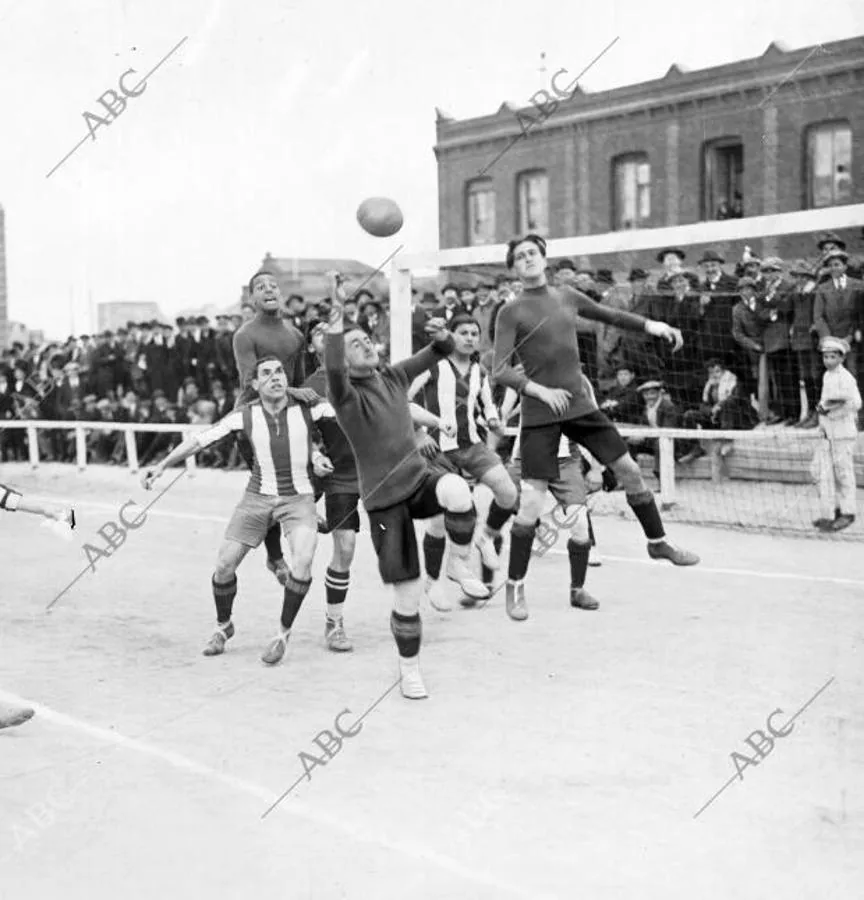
left=492, top=234, right=699, bottom=621
left=1, top=483, right=76, bottom=729
left=324, top=273, right=488, bottom=699
left=232, top=270, right=321, bottom=588
left=143, top=358, right=331, bottom=665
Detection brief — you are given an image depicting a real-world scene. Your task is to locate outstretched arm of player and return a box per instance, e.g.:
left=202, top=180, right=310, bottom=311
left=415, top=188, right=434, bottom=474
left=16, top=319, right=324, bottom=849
left=0, top=482, right=74, bottom=526
left=323, top=272, right=353, bottom=405
left=408, top=370, right=431, bottom=401
left=566, top=287, right=684, bottom=352
left=141, top=412, right=242, bottom=489
left=392, top=318, right=454, bottom=385
left=409, top=402, right=456, bottom=438
left=478, top=372, right=500, bottom=430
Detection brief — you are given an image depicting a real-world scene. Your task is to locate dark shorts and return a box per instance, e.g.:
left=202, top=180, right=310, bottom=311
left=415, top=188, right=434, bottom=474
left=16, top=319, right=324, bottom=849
left=444, top=443, right=502, bottom=482
left=367, top=472, right=445, bottom=584
left=324, top=491, right=361, bottom=533
left=520, top=411, right=628, bottom=482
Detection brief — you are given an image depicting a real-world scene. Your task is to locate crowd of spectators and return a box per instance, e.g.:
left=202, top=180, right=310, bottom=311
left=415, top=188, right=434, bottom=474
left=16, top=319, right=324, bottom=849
left=2, top=229, right=861, bottom=471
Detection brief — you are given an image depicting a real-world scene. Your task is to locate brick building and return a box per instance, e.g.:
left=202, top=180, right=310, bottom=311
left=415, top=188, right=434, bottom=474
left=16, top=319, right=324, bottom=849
left=434, top=36, right=864, bottom=270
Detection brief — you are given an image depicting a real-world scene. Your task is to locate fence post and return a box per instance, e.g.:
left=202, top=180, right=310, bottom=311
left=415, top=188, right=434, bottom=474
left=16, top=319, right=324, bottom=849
left=27, top=426, right=39, bottom=469
left=658, top=435, right=676, bottom=508
left=184, top=430, right=196, bottom=477
left=75, top=427, right=87, bottom=472
left=125, top=430, right=139, bottom=473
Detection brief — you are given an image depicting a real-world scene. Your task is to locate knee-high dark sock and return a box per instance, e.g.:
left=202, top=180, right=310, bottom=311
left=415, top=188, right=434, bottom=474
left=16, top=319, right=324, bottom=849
left=626, top=490, right=666, bottom=540
left=212, top=574, right=237, bottom=624
left=485, top=500, right=515, bottom=534
left=324, top=566, right=349, bottom=621
left=444, top=508, right=476, bottom=549
left=481, top=534, right=504, bottom=585
left=264, top=524, right=283, bottom=563
left=390, top=610, right=422, bottom=658
left=280, top=571, right=312, bottom=630
left=422, top=533, right=446, bottom=580
left=567, top=539, right=591, bottom=589
left=587, top=512, right=596, bottom=547
left=508, top=521, right=536, bottom=582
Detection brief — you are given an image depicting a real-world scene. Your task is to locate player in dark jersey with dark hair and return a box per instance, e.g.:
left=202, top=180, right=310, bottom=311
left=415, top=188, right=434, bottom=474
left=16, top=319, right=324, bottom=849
left=233, top=270, right=321, bottom=587
left=323, top=273, right=488, bottom=700
left=1, top=484, right=76, bottom=729
left=492, top=234, right=700, bottom=620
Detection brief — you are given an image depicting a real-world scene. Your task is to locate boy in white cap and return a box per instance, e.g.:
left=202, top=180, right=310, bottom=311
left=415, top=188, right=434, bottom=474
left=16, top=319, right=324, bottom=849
left=812, top=337, right=861, bottom=532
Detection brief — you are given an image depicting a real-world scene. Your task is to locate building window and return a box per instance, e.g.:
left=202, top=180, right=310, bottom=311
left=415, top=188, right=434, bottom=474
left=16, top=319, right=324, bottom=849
left=612, top=154, right=650, bottom=230
left=806, top=121, right=853, bottom=208
left=466, top=181, right=496, bottom=245
left=702, top=138, right=744, bottom=220
left=517, top=171, right=549, bottom=236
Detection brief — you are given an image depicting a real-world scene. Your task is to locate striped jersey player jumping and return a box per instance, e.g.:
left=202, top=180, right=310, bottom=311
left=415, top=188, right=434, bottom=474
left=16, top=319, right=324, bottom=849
left=323, top=273, right=488, bottom=699
left=1, top=483, right=76, bottom=728
left=232, top=270, right=321, bottom=587
left=492, top=233, right=699, bottom=620
left=408, top=313, right=519, bottom=610
left=142, top=357, right=332, bottom=665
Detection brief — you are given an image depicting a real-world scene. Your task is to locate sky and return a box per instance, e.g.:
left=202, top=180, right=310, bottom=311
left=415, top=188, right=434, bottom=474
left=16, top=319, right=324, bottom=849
left=0, top=0, right=862, bottom=338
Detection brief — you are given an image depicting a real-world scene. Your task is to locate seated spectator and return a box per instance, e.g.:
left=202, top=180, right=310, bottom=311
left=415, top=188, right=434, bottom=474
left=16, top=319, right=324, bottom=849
left=680, top=359, right=757, bottom=462
left=599, top=365, right=642, bottom=423
left=626, top=380, right=684, bottom=475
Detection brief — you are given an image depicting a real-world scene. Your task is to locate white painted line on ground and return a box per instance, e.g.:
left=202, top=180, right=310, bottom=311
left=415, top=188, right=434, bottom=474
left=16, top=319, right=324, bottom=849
left=545, top=548, right=864, bottom=588
left=0, top=689, right=548, bottom=900
left=27, top=495, right=864, bottom=587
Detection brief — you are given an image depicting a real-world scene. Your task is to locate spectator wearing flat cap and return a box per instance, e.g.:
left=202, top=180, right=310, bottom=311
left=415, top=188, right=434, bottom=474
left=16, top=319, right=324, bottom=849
left=626, top=381, right=684, bottom=476
left=787, top=260, right=822, bottom=427
left=816, top=232, right=862, bottom=281
left=694, top=250, right=738, bottom=374
left=812, top=336, right=862, bottom=532
left=758, top=258, right=798, bottom=424
left=813, top=249, right=864, bottom=381
left=731, top=277, right=766, bottom=413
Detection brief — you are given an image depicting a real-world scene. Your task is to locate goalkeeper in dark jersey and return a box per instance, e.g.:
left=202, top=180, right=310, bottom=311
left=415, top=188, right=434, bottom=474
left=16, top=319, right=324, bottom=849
left=492, top=234, right=699, bottom=621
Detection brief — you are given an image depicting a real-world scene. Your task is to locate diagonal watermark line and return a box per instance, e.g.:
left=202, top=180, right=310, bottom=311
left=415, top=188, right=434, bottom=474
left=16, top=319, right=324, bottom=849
left=261, top=677, right=402, bottom=819
left=45, top=467, right=187, bottom=612
left=693, top=676, right=835, bottom=819
left=478, top=37, right=620, bottom=177
left=46, top=36, right=189, bottom=179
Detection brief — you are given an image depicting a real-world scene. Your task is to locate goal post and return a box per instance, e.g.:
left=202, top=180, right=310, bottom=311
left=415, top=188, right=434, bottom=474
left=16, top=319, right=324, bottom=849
left=388, top=205, right=864, bottom=538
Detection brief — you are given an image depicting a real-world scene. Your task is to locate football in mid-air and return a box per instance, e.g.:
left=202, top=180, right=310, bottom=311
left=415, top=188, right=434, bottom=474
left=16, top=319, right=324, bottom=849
left=356, top=197, right=403, bottom=237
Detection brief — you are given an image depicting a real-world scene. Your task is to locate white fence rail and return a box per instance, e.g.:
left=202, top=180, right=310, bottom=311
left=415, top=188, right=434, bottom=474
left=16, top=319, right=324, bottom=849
left=0, top=419, right=827, bottom=506
left=0, top=420, right=209, bottom=475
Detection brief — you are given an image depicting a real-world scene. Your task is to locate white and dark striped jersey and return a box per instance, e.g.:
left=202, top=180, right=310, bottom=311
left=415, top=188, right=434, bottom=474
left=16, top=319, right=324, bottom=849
left=196, top=401, right=326, bottom=497
left=409, top=358, right=498, bottom=451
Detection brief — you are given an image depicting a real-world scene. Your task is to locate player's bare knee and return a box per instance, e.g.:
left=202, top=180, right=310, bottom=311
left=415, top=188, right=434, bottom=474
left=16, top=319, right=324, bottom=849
left=609, top=453, right=644, bottom=493
left=435, top=473, right=472, bottom=513
left=487, top=468, right=518, bottom=510
left=514, top=479, right=545, bottom=524
left=331, top=530, right=356, bottom=569
left=426, top=513, right=446, bottom=539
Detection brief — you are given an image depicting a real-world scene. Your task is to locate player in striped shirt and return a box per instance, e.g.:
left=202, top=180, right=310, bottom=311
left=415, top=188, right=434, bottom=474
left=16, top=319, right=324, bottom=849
left=142, top=357, right=332, bottom=665
left=1, top=485, right=75, bottom=729
left=409, top=314, right=519, bottom=610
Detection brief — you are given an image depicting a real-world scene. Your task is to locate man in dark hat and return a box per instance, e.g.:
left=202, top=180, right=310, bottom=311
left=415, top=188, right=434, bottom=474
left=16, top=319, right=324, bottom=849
left=787, top=260, right=821, bottom=427
left=698, top=250, right=737, bottom=294
left=731, top=276, right=767, bottom=412
left=813, top=249, right=864, bottom=386
left=437, top=283, right=467, bottom=323
left=694, top=250, right=738, bottom=374
left=656, top=248, right=686, bottom=292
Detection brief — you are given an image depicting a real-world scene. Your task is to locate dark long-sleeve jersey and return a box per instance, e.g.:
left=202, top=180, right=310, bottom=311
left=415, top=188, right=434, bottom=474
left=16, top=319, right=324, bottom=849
left=324, top=333, right=454, bottom=510
left=303, top=367, right=358, bottom=494
left=492, top=284, right=647, bottom=426
left=232, top=312, right=306, bottom=407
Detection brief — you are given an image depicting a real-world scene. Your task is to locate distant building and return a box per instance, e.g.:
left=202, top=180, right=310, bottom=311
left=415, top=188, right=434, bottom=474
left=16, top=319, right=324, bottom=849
left=435, top=35, right=864, bottom=269
left=238, top=254, right=390, bottom=306
left=7, top=321, right=44, bottom=347
left=97, top=301, right=164, bottom=332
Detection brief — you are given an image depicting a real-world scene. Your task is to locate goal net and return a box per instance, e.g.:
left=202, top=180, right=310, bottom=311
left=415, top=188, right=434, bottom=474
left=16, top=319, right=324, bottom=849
left=389, top=204, right=864, bottom=541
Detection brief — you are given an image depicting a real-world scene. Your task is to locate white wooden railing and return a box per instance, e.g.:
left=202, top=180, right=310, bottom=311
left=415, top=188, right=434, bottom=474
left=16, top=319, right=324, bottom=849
left=0, top=419, right=826, bottom=506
